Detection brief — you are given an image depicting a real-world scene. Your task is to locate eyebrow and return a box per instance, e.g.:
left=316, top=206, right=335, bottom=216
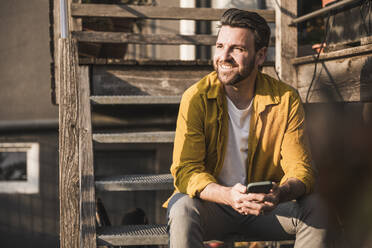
left=215, top=42, right=248, bottom=49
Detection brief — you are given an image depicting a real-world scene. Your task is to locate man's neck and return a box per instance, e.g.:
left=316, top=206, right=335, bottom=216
left=224, top=71, right=257, bottom=110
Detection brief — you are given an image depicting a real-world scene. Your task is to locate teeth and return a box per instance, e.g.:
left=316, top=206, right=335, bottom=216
left=220, top=64, right=233, bottom=69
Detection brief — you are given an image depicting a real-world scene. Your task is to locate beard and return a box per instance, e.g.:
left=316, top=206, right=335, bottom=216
left=214, top=57, right=255, bottom=86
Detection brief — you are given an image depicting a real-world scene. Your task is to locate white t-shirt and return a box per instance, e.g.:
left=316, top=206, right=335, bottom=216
left=217, top=96, right=253, bottom=187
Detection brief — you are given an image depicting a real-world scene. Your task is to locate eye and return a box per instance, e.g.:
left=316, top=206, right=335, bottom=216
left=216, top=43, right=223, bottom=49
left=233, top=47, right=245, bottom=52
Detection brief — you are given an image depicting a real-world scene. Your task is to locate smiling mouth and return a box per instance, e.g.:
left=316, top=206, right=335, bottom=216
left=219, top=63, right=236, bottom=70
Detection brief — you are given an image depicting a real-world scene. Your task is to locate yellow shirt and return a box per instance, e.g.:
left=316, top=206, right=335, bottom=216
left=164, top=71, right=315, bottom=207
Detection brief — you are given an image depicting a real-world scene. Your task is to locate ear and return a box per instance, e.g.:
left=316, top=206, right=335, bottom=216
left=255, top=47, right=267, bottom=67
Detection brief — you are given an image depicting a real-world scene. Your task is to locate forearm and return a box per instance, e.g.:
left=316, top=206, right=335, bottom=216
left=278, top=178, right=306, bottom=203
left=198, top=182, right=232, bottom=205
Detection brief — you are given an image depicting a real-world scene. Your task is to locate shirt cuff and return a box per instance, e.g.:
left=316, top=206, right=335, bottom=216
left=187, top=172, right=217, bottom=198
left=280, top=169, right=315, bottom=194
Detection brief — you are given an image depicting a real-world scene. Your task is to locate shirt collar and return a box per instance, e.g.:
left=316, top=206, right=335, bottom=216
left=206, top=71, right=281, bottom=108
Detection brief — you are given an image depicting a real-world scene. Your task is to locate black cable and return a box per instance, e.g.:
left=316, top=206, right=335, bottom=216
left=305, top=13, right=331, bottom=103
left=360, top=0, right=370, bottom=35
left=368, top=0, right=372, bottom=34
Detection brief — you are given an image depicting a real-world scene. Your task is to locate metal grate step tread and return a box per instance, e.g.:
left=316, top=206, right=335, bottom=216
left=93, top=131, right=175, bottom=143
left=90, top=95, right=181, bottom=105
left=96, top=224, right=295, bottom=246
left=97, top=224, right=168, bottom=246
left=96, top=174, right=173, bottom=191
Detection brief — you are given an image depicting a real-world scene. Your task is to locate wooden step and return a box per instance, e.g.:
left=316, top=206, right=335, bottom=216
left=91, top=95, right=181, bottom=105
left=80, top=58, right=214, bottom=65
left=72, top=31, right=217, bottom=45
left=80, top=58, right=275, bottom=66
left=97, top=224, right=168, bottom=246
left=73, top=31, right=275, bottom=47
left=91, top=63, right=212, bottom=97
left=93, top=131, right=175, bottom=143
left=71, top=4, right=275, bottom=22
left=96, top=224, right=295, bottom=246
left=95, top=174, right=173, bottom=191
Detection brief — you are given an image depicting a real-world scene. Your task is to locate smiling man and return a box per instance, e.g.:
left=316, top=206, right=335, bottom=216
left=166, top=8, right=328, bottom=248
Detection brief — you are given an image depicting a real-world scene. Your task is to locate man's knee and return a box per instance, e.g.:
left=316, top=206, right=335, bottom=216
left=167, top=193, right=203, bottom=225
left=297, top=194, right=328, bottom=229
left=167, top=194, right=205, bottom=247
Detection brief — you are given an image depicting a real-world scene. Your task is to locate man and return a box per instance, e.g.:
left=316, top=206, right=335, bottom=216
left=166, top=8, right=328, bottom=248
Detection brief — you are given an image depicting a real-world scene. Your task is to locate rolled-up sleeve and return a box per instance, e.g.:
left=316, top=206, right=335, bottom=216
left=171, top=88, right=217, bottom=198
left=280, top=93, right=315, bottom=194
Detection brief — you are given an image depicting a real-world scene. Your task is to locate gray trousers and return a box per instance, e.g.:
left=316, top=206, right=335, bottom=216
left=167, top=193, right=328, bottom=248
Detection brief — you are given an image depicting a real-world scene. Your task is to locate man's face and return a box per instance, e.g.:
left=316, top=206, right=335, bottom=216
left=213, top=25, right=259, bottom=86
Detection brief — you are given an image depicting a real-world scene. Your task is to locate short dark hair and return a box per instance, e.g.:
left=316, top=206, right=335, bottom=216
left=220, top=8, right=271, bottom=52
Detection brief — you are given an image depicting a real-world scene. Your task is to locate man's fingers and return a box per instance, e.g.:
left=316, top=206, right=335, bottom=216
left=237, top=201, right=264, bottom=212
left=246, top=193, right=266, bottom=202
left=235, top=200, right=277, bottom=216
left=238, top=206, right=262, bottom=216
left=270, top=182, right=279, bottom=193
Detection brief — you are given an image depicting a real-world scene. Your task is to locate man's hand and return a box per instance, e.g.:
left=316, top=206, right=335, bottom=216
left=199, top=183, right=268, bottom=216
left=199, top=179, right=306, bottom=216
left=258, top=182, right=281, bottom=214
left=228, top=183, right=267, bottom=216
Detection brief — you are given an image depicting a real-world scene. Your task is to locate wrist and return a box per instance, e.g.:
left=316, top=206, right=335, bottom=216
left=200, top=183, right=232, bottom=205
left=278, top=184, right=290, bottom=203
left=223, top=186, right=234, bottom=206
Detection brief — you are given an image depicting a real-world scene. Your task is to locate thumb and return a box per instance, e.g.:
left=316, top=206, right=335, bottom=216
left=233, top=183, right=247, bottom=193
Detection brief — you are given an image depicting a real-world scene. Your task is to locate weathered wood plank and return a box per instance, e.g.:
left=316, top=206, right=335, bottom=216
left=275, top=0, right=298, bottom=87
left=91, top=63, right=276, bottom=97
left=73, top=32, right=274, bottom=47
left=93, top=131, right=175, bottom=143
left=59, top=38, right=80, bottom=248
left=296, top=54, right=372, bottom=103
left=69, top=0, right=83, bottom=32
left=78, top=66, right=97, bottom=248
left=72, top=31, right=217, bottom=45
left=80, top=58, right=213, bottom=66
left=81, top=58, right=274, bottom=66
left=91, top=64, right=275, bottom=96
left=292, top=43, right=372, bottom=65
left=91, top=95, right=181, bottom=105
left=71, top=4, right=275, bottom=22
left=92, top=65, right=212, bottom=96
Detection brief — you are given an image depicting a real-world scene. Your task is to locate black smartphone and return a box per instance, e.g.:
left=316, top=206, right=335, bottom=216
left=246, top=181, right=273, bottom=194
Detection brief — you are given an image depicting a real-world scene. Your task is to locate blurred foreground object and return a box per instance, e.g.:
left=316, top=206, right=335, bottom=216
left=306, top=102, right=372, bottom=247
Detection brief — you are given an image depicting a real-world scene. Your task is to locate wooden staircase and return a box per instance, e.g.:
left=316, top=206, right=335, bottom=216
left=55, top=1, right=298, bottom=247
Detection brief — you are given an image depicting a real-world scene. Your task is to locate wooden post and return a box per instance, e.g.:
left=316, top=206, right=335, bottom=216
left=78, top=65, right=97, bottom=248
left=59, top=37, right=80, bottom=248
left=275, top=0, right=298, bottom=87
left=53, top=0, right=83, bottom=105
left=59, top=38, right=96, bottom=247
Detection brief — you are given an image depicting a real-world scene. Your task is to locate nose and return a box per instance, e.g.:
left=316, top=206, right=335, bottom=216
left=217, top=47, right=232, bottom=62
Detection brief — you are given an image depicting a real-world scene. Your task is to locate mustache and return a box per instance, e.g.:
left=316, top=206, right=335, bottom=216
left=217, top=59, right=237, bottom=67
